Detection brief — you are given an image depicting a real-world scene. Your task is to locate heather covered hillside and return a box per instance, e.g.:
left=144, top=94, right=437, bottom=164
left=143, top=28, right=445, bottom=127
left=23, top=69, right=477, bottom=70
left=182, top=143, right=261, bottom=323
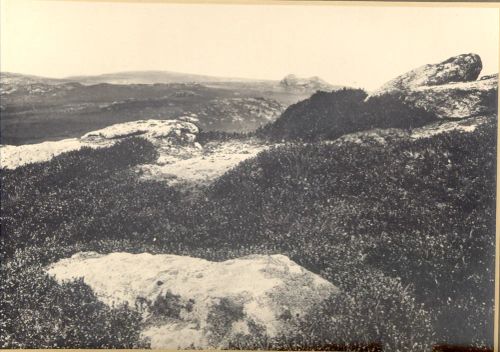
left=1, top=53, right=497, bottom=351
left=1, top=115, right=496, bottom=349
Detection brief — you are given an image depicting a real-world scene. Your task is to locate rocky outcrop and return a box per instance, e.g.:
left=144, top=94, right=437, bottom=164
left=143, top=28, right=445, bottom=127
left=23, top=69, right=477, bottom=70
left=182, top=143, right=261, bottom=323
left=370, top=54, right=497, bottom=119
left=0, top=118, right=270, bottom=187
left=403, top=76, right=497, bottom=119
left=331, top=114, right=492, bottom=147
left=373, top=53, right=482, bottom=96
left=0, top=119, right=200, bottom=169
left=279, top=74, right=333, bottom=92
left=81, top=119, right=198, bottom=145
left=47, top=252, right=338, bottom=349
left=139, top=138, right=270, bottom=185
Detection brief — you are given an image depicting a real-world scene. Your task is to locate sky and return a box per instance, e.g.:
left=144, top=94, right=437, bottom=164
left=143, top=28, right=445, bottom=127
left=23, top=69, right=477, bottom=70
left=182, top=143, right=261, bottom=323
left=1, top=1, right=498, bottom=90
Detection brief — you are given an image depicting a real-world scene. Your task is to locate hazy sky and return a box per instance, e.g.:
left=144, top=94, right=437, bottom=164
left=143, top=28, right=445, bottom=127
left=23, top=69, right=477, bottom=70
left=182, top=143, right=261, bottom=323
left=1, top=1, right=498, bottom=90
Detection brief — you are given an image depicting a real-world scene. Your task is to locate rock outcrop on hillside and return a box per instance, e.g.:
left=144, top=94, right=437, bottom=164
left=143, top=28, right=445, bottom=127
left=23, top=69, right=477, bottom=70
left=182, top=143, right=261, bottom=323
left=370, top=53, right=497, bottom=119
left=0, top=118, right=271, bottom=186
left=0, top=119, right=200, bottom=170
left=403, top=76, right=497, bottom=119
left=279, top=74, right=333, bottom=92
left=331, top=114, right=493, bottom=147
left=81, top=119, right=199, bottom=145
left=47, top=252, right=338, bottom=349
left=373, top=53, right=482, bottom=96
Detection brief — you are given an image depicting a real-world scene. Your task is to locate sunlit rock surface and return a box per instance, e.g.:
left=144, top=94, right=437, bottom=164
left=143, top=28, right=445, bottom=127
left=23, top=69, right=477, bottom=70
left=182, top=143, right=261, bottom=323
left=47, top=252, right=338, bottom=348
left=370, top=53, right=497, bottom=119
left=0, top=119, right=198, bottom=170
left=403, top=76, right=497, bottom=119
left=372, top=53, right=482, bottom=95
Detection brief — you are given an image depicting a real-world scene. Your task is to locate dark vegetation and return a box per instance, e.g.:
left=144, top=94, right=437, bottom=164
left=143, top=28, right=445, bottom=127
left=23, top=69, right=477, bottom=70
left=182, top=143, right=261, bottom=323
left=205, top=298, right=247, bottom=345
left=258, top=89, right=437, bottom=141
left=197, top=130, right=251, bottom=144
left=1, top=107, right=495, bottom=349
left=144, top=290, right=194, bottom=321
left=1, top=246, right=146, bottom=348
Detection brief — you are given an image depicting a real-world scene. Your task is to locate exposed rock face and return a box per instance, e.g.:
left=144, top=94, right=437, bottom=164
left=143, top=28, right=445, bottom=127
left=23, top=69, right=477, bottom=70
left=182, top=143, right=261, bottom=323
left=47, top=252, right=338, bottom=349
left=370, top=54, right=497, bottom=119
left=0, top=119, right=199, bottom=170
left=403, top=76, right=497, bottom=119
left=331, top=114, right=492, bottom=147
left=139, top=138, right=271, bottom=185
left=373, top=53, right=482, bottom=95
left=81, top=119, right=199, bottom=145
left=0, top=139, right=100, bottom=170
left=0, top=118, right=269, bottom=187
left=279, top=74, right=333, bottom=92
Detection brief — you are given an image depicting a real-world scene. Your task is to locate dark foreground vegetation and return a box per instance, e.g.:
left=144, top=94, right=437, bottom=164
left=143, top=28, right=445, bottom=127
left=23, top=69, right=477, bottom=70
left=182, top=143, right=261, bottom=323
left=258, top=89, right=437, bottom=141
left=1, top=108, right=495, bottom=350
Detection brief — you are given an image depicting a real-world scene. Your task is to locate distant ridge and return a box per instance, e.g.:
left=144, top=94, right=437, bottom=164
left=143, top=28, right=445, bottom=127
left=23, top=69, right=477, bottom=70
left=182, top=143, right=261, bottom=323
left=2, top=70, right=340, bottom=89
left=66, top=70, right=274, bottom=85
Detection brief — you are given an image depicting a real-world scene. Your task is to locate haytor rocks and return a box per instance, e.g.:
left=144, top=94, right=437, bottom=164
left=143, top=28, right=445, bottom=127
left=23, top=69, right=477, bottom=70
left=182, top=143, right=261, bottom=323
left=279, top=74, right=334, bottom=92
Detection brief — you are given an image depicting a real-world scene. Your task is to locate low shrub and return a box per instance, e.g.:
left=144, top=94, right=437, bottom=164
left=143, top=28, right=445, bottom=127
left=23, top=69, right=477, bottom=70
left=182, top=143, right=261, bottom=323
left=0, top=246, right=147, bottom=348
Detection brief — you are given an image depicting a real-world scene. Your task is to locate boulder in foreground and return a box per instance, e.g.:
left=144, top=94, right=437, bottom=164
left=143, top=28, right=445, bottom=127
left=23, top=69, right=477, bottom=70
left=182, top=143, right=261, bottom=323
left=47, top=252, right=338, bottom=349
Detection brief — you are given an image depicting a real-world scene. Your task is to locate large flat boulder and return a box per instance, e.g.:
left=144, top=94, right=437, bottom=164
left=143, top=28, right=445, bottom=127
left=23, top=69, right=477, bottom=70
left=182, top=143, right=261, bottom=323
left=47, top=252, right=338, bottom=349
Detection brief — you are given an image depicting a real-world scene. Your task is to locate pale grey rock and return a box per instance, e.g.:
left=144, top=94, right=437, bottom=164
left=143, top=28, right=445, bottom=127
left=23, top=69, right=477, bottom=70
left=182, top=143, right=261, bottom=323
left=47, top=252, right=338, bottom=349
left=403, top=75, right=497, bottom=119
left=372, top=53, right=482, bottom=96
left=369, top=54, right=497, bottom=119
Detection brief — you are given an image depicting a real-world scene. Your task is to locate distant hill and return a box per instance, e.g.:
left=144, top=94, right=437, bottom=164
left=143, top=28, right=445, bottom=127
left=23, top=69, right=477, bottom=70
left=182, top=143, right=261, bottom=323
left=0, top=70, right=345, bottom=145
left=2, top=70, right=342, bottom=95
left=66, top=70, right=270, bottom=86
left=0, top=72, right=68, bottom=86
